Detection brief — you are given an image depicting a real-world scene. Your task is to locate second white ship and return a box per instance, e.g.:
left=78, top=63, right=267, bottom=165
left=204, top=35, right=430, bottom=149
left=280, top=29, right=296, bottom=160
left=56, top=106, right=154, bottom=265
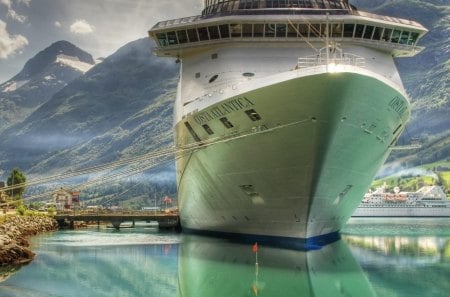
left=353, top=185, right=450, bottom=217
left=149, top=0, right=427, bottom=246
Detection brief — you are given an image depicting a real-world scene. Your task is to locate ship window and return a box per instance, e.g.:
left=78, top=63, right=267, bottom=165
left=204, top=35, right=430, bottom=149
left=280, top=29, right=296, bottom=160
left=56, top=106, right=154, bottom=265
left=220, top=117, right=234, bottom=128
left=382, top=28, right=392, bottom=42
left=399, top=31, right=410, bottom=44
left=287, top=23, right=298, bottom=37
left=195, top=72, right=201, bottom=78
left=242, top=24, right=253, bottom=37
left=198, top=27, right=209, bottom=41
left=231, top=0, right=239, bottom=10
left=216, top=2, right=226, bottom=12
left=310, top=24, right=321, bottom=38
left=219, top=24, right=230, bottom=38
left=354, top=24, right=365, bottom=38
left=265, top=24, right=275, bottom=37
left=211, top=53, right=218, bottom=59
left=331, top=23, right=343, bottom=38
left=177, top=30, right=188, bottom=44
left=363, top=25, right=374, bottom=39
left=187, top=28, right=199, bottom=42
left=156, top=33, right=168, bottom=46
left=243, top=72, right=255, bottom=77
left=184, top=122, right=201, bottom=142
left=209, top=74, right=218, bottom=83
left=254, top=24, right=264, bottom=37
left=298, top=24, right=309, bottom=38
left=372, top=27, right=383, bottom=40
left=202, top=124, right=214, bottom=135
left=245, top=109, right=262, bottom=121
left=343, top=24, right=354, bottom=38
left=208, top=26, right=220, bottom=40
left=167, top=31, right=178, bottom=45
left=409, top=32, right=419, bottom=45
left=230, top=24, right=241, bottom=37
left=276, top=24, right=287, bottom=37
left=391, top=29, right=401, bottom=43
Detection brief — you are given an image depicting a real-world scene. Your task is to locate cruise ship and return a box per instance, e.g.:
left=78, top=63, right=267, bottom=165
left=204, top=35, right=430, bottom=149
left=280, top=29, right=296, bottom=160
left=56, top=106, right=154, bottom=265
left=352, top=185, right=450, bottom=217
left=148, top=0, right=427, bottom=246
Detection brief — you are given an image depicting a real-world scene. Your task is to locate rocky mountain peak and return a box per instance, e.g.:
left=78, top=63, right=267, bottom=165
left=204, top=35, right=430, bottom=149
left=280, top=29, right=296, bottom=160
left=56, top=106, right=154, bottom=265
left=13, top=40, right=95, bottom=80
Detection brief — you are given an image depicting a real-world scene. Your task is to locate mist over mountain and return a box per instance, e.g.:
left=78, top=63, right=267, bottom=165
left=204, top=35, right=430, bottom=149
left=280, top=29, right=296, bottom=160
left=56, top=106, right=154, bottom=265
left=0, top=38, right=178, bottom=179
left=0, top=41, right=95, bottom=134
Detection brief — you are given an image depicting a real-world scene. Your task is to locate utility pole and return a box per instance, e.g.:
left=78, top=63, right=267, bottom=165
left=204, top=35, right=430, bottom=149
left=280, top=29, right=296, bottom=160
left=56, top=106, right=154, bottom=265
left=11, top=171, right=14, bottom=199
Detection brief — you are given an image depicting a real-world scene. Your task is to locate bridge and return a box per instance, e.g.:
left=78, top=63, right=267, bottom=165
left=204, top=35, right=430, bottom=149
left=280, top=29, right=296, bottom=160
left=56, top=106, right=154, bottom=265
left=55, top=211, right=180, bottom=230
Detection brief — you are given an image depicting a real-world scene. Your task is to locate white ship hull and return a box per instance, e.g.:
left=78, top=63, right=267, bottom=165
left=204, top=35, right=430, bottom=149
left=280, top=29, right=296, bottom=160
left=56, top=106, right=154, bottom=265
left=175, top=68, right=409, bottom=243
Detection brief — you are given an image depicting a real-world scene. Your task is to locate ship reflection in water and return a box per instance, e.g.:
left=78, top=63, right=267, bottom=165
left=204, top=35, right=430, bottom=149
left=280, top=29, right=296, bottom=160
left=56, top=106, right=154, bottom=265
left=178, top=236, right=376, bottom=297
left=1, top=223, right=450, bottom=296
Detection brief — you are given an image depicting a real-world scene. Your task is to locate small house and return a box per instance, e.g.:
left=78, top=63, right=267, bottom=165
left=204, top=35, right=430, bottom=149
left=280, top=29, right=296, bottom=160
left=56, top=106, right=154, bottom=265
left=52, top=188, right=81, bottom=211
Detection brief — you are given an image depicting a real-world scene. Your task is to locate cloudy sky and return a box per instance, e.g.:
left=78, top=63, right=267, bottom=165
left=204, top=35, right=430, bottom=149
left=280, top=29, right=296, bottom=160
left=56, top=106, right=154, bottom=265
left=0, top=0, right=203, bottom=83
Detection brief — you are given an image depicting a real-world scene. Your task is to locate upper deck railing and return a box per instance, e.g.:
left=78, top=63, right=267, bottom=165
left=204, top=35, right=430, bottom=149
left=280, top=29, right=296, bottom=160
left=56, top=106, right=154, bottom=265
left=296, top=47, right=365, bottom=69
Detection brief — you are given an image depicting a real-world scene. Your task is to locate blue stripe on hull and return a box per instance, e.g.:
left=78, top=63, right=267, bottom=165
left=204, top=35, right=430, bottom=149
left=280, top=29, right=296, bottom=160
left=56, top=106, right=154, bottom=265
left=182, top=227, right=341, bottom=250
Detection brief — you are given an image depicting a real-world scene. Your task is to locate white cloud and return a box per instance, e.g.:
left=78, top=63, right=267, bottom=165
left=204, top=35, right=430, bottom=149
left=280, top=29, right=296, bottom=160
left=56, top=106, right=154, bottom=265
left=1, top=0, right=31, bottom=7
left=0, top=19, right=28, bottom=59
left=70, top=19, right=94, bottom=34
left=54, top=21, right=61, bottom=28
left=0, top=0, right=11, bottom=9
left=7, top=9, right=27, bottom=23
left=1, top=0, right=28, bottom=23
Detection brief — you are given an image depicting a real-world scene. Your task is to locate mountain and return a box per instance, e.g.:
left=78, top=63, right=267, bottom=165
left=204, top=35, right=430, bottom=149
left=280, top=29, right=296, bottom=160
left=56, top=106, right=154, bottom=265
left=0, top=38, right=178, bottom=180
left=0, top=41, right=95, bottom=133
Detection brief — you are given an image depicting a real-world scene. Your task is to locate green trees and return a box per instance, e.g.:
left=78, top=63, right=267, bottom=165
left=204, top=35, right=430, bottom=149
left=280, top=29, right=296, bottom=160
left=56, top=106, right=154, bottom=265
left=7, top=168, right=27, bottom=199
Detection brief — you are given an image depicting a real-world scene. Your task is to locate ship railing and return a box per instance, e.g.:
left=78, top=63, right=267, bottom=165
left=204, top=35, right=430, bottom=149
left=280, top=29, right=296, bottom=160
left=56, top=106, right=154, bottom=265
left=296, top=51, right=365, bottom=69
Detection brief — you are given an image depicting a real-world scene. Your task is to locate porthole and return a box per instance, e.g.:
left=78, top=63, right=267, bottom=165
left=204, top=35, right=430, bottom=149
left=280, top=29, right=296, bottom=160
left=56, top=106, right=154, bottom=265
left=184, top=122, right=201, bottom=142
left=202, top=124, right=214, bottom=135
left=209, top=74, right=218, bottom=83
left=220, top=117, right=234, bottom=128
left=243, top=72, right=255, bottom=77
left=245, top=109, right=261, bottom=121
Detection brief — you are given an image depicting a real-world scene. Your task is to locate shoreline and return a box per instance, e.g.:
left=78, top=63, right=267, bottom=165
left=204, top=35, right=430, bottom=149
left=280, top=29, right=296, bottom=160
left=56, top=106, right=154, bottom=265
left=0, top=215, right=58, bottom=270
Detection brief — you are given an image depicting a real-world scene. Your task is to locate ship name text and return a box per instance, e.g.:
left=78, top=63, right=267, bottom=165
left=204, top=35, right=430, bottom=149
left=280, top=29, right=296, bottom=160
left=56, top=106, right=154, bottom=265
left=194, top=97, right=255, bottom=125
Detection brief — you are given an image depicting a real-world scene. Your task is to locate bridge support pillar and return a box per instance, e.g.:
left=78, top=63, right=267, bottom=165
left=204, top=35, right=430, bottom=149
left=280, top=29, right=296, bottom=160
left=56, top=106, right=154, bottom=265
left=111, top=220, right=123, bottom=230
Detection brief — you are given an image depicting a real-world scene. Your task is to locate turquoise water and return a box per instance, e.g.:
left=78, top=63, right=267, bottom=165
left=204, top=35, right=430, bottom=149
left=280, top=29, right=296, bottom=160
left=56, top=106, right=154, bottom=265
left=0, top=218, right=449, bottom=297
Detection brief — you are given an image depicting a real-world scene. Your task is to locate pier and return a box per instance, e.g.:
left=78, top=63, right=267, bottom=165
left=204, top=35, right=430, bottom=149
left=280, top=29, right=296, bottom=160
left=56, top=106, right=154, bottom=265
left=55, top=211, right=180, bottom=230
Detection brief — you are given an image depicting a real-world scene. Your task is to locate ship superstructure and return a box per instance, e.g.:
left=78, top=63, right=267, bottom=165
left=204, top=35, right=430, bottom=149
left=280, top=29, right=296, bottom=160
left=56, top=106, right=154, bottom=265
left=148, top=0, right=427, bottom=246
